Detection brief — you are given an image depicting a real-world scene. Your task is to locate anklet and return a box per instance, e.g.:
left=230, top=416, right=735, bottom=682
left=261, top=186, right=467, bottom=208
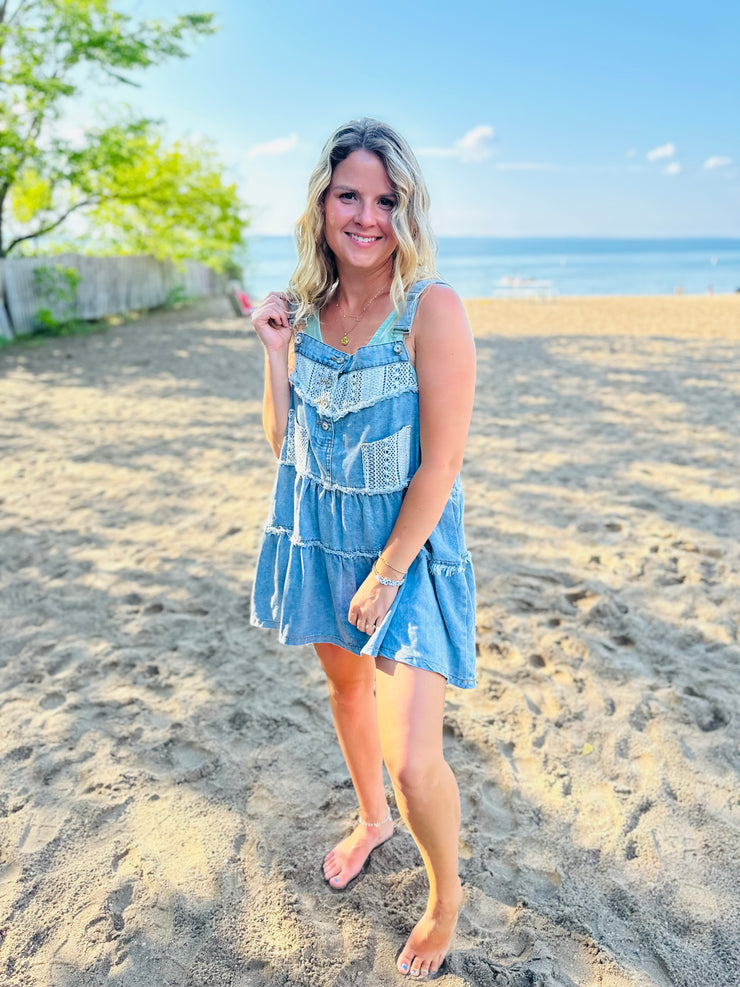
left=358, top=807, right=392, bottom=828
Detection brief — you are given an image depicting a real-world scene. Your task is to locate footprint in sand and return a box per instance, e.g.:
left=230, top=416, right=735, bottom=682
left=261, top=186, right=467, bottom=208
left=682, top=687, right=730, bottom=732
left=39, top=692, right=65, bottom=710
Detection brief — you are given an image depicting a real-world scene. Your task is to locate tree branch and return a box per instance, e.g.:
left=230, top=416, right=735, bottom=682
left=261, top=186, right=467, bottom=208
left=5, top=196, right=96, bottom=253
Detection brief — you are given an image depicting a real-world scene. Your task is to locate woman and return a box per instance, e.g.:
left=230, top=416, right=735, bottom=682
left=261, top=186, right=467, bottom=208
left=250, top=118, right=476, bottom=979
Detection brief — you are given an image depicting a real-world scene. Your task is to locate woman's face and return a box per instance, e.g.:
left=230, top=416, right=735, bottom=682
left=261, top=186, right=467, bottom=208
left=323, top=149, right=398, bottom=275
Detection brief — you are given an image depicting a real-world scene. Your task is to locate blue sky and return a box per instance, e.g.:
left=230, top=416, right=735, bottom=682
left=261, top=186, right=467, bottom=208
left=75, top=0, right=740, bottom=236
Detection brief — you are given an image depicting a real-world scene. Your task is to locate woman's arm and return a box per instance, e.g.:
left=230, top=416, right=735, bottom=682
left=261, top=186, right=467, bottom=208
left=379, top=284, right=476, bottom=572
left=251, top=292, right=293, bottom=458
left=347, top=284, right=476, bottom=631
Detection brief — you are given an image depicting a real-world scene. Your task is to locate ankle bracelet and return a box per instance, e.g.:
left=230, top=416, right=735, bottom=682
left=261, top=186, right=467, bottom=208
left=358, top=807, right=392, bottom=828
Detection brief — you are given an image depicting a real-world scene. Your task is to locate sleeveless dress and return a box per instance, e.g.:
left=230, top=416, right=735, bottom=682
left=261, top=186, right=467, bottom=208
left=250, top=279, right=476, bottom=689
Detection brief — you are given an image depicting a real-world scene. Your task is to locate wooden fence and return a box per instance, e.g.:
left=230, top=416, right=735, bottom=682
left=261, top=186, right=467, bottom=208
left=0, top=254, right=222, bottom=339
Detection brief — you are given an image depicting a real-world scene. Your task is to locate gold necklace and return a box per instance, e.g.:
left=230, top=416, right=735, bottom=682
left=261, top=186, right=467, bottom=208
left=336, top=286, right=388, bottom=346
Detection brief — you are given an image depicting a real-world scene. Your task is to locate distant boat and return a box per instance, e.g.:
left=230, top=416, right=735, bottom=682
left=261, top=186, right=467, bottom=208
left=494, top=275, right=556, bottom=299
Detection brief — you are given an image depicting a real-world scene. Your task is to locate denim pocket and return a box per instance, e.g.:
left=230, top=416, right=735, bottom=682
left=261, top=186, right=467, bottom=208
left=361, top=424, right=411, bottom=493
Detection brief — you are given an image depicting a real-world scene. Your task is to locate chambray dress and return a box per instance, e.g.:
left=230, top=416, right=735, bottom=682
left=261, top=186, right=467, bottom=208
left=250, top=279, right=476, bottom=688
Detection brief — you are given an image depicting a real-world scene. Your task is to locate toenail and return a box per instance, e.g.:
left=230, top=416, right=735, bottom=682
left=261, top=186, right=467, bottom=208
left=401, top=963, right=408, bottom=971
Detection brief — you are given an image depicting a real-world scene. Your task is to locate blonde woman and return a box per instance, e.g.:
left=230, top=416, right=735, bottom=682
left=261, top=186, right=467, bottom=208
left=250, top=118, right=476, bottom=979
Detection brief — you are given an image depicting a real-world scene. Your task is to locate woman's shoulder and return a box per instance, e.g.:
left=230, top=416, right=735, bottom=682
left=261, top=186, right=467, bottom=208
left=414, top=281, right=469, bottom=334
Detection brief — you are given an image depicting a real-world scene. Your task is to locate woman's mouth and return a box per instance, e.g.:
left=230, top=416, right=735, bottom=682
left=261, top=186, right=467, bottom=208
left=346, top=233, right=380, bottom=245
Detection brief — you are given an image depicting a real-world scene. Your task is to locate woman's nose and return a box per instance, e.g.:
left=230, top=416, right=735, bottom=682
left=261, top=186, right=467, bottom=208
left=354, top=199, right=375, bottom=226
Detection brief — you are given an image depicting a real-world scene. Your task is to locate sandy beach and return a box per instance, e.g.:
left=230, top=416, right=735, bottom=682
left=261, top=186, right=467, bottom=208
left=1, top=293, right=738, bottom=987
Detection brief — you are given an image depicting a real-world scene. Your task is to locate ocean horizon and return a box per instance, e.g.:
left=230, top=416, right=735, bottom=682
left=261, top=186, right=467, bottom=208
left=241, top=236, right=740, bottom=300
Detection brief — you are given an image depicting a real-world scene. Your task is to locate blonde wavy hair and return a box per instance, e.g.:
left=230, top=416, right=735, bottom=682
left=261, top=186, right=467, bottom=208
left=289, top=118, right=437, bottom=325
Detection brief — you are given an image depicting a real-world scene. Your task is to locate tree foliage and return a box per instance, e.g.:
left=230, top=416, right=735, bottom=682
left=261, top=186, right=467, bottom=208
left=0, top=0, right=246, bottom=267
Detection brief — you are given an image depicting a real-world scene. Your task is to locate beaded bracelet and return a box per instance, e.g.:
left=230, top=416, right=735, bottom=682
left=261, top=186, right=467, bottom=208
left=372, top=561, right=404, bottom=587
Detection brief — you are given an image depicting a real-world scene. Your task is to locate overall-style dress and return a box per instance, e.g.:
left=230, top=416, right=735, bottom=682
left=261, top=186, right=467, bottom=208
left=250, top=279, right=476, bottom=688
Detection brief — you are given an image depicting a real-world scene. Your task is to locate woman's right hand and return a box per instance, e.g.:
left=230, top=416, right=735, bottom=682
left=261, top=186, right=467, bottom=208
left=251, top=291, right=293, bottom=353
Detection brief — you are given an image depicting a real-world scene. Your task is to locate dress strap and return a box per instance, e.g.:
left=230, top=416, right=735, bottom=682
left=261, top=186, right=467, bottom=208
left=393, top=278, right=449, bottom=336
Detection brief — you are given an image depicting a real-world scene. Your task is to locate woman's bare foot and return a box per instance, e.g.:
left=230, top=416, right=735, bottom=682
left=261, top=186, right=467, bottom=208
left=322, top=816, right=394, bottom=889
left=397, top=882, right=462, bottom=978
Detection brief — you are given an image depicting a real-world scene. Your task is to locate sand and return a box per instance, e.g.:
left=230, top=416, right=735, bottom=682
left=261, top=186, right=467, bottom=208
left=0, top=294, right=738, bottom=987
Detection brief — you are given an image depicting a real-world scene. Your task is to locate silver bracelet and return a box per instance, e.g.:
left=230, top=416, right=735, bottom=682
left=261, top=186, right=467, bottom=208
left=372, top=561, right=404, bottom=587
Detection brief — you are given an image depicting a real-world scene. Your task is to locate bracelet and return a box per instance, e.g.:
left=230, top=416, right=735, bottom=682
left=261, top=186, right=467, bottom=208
left=377, top=552, right=407, bottom=576
left=372, top=561, right=404, bottom=587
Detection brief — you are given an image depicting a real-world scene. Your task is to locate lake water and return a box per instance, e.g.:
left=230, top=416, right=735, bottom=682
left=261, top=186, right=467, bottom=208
left=241, top=236, right=740, bottom=300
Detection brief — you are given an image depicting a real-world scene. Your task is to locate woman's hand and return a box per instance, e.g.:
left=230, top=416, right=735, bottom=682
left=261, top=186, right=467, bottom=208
left=348, top=570, right=399, bottom=635
left=251, top=291, right=293, bottom=353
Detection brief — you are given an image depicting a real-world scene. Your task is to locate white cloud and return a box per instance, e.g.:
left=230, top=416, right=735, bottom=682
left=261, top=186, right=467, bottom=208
left=662, top=162, right=682, bottom=176
left=647, top=142, right=676, bottom=161
left=247, top=134, right=299, bottom=159
left=703, top=156, right=732, bottom=169
left=419, top=125, right=495, bottom=163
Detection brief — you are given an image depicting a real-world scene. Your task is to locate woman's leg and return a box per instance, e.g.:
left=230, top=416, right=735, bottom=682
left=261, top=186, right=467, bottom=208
left=315, top=642, right=394, bottom=888
left=374, top=658, right=462, bottom=978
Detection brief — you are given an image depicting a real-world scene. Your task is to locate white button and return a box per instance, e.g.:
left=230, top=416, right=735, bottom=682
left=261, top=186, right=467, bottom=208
left=321, top=421, right=330, bottom=431
left=295, top=333, right=303, bottom=345
left=394, top=342, right=403, bottom=354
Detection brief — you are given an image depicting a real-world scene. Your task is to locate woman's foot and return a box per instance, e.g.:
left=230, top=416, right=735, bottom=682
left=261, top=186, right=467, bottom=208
left=396, top=883, right=462, bottom=978
left=322, top=815, right=394, bottom=889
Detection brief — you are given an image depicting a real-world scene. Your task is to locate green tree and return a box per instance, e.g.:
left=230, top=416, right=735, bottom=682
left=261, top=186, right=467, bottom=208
left=0, top=0, right=246, bottom=266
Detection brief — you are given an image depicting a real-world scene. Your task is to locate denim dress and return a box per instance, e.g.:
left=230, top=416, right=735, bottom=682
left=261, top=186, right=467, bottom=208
left=250, top=279, right=476, bottom=689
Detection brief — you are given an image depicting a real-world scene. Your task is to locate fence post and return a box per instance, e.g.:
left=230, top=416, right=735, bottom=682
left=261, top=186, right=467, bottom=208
left=0, top=261, right=15, bottom=339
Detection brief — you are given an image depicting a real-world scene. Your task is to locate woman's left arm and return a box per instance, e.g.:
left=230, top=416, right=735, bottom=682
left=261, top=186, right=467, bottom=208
left=347, top=285, right=476, bottom=630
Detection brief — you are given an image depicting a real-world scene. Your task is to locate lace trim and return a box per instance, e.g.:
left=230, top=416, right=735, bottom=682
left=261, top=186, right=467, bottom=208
left=292, top=353, right=417, bottom=419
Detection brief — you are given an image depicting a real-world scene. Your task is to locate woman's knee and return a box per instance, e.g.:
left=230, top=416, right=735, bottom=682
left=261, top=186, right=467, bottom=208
left=316, top=646, right=375, bottom=707
left=385, top=749, right=443, bottom=797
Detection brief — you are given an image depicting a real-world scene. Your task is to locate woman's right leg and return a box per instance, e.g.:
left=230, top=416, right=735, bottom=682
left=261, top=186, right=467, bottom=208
left=315, top=642, right=394, bottom=888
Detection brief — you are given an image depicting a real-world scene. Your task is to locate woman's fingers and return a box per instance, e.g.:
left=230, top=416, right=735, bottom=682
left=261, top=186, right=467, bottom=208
left=348, top=609, right=379, bottom=634
left=252, top=292, right=290, bottom=330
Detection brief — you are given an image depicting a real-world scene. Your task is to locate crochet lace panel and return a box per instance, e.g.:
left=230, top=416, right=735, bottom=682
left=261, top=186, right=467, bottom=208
left=361, top=425, right=412, bottom=493
left=293, top=352, right=417, bottom=418
left=280, top=409, right=297, bottom=465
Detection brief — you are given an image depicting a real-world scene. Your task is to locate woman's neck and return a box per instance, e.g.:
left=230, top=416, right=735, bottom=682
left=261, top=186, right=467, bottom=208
left=334, top=264, right=392, bottom=312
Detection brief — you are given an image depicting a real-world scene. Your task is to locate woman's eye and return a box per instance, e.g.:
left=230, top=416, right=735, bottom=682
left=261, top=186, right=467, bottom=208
left=339, top=191, right=355, bottom=201
left=379, top=197, right=396, bottom=209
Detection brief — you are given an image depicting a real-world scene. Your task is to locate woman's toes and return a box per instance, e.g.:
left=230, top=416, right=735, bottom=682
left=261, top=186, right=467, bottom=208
left=323, top=861, right=340, bottom=881
left=397, top=948, right=415, bottom=975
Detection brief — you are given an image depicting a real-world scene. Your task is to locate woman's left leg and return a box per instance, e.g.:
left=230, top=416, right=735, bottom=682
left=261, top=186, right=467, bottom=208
left=374, top=658, right=462, bottom=979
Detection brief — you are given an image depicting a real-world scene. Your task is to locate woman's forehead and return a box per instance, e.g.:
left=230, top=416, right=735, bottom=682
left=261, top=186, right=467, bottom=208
left=330, top=149, right=394, bottom=191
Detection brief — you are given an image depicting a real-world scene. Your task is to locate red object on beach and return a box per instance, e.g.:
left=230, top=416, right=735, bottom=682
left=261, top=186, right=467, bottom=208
left=236, top=290, right=254, bottom=315
left=227, top=282, right=255, bottom=317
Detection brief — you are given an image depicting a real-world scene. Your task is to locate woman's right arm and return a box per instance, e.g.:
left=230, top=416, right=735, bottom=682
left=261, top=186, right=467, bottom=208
left=251, top=292, right=293, bottom=458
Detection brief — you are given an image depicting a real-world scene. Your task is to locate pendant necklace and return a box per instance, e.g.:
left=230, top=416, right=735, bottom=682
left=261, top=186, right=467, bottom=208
left=336, top=286, right=388, bottom=346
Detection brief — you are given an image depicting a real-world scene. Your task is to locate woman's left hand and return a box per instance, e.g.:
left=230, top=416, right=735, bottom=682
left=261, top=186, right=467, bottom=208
left=348, top=572, right=399, bottom=636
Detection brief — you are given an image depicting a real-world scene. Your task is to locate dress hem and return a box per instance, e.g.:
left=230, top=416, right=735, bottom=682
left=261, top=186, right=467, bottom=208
left=249, top=614, right=476, bottom=690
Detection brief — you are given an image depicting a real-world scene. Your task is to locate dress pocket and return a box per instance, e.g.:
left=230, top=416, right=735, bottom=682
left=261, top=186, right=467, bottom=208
left=361, top=425, right=412, bottom=493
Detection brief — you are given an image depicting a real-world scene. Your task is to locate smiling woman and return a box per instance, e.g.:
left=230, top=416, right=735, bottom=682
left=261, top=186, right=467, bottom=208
left=248, top=117, right=477, bottom=980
